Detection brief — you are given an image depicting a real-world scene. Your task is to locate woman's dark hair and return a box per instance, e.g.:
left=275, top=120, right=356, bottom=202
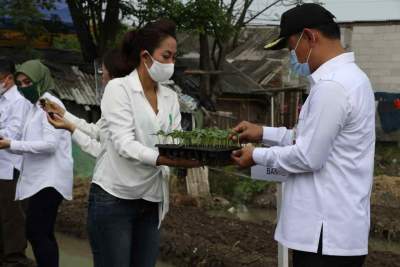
left=0, top=57, right=15, bottom=76
left=121, top=18, right=177, bottom=71
left=102, top=48, right=132, bottom=78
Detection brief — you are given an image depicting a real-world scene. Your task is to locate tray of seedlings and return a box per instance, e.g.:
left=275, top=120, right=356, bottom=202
left=155, top=128, right=241, bottom=166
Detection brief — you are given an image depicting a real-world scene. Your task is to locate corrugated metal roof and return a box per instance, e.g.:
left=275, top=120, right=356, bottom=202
left=52, top=65, right=98, bottom=106
left=175, top=27, right=304, bottom=96
left=52, top=64, right=197, bottom=113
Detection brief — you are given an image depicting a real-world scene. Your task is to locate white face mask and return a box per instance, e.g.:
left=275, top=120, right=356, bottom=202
left=144, top=52, right=174, bottom=83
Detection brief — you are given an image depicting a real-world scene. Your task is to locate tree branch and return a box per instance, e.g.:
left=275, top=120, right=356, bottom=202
left=244, top=0, right=281, bottom=25
left=88, top=1, right=100, bottom=44
left=234, top=0, right=254, bottom=28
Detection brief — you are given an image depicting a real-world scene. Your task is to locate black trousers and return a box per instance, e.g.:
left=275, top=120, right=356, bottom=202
left=26, top=187, right=63, bottom=267
left=0, top=169, right=29, bottom=267
left=292, top=229, right=366, bottom=267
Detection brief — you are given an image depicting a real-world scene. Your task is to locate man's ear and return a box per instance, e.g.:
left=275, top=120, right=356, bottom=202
left=303, top=28, right=317, bottom=48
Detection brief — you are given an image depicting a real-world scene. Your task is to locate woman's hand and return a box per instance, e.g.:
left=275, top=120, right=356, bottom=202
left=40, top=98, right=66, bottom=117
left=0, top=138, right=10, bottom=149
left=156, top=155, right=203, bottom=168
left=46, top=113, right=76, bottom=133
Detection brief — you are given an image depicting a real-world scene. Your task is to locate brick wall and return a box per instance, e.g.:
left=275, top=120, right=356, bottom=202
left=341, top=23, right=400, bottom=92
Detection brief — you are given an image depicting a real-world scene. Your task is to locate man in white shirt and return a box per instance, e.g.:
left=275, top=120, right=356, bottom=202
left=0, top=58, right=32, bottom=267
left=231, top=4, right=375, bottom=267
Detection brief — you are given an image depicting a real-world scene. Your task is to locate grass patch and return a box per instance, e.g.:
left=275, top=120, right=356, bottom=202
left=72, top=143, right=96, bottom=179
left=209, top=166, right=271, bottom=204
left=375, top=142, right=400, bottom=176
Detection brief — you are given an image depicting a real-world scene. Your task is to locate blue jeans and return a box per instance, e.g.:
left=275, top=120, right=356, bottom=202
left=87, top=184, right=160, bottom=267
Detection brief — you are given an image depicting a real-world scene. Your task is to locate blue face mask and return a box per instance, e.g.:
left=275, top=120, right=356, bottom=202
left=290, top=31, right=313, bottom=77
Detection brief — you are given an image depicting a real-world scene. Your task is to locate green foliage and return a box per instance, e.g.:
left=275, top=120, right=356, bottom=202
left=122, top=0, right=234, bottom=41
left=184, top=0, right=235, bottom=42
left=209, top=166, right=271, bottom=204
left=233, top=178, right=268, bottom=204
left=110, top=24, right=132, bottom=48
left=182, top=0, right=232, bottom=37
left=156, top=128, right=240, bottom=147
left=0, top=0, right=58, bottom=46
left=72, top=143, right=96, bottom=178
left=374, top=142, right=400, bottom=176
left=121, top=0, right=186, bottom=28
left=52, top=34, right=81, bottom=51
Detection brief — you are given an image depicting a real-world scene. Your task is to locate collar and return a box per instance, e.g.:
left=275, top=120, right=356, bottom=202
left=127, top=69, right=172, bottom=97
left=1, top=85, right=19, bottom=101
left=309, top=52, right=355, bottom=85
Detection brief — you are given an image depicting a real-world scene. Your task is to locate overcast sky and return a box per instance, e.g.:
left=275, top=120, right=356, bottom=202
left=250, top=0, right=400, bottom=24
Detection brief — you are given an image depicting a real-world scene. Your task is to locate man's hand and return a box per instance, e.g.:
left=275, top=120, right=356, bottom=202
left=231, top=145, right=256, bottom=168
left=231, top=121, right=263, bottom=143
left=0, top=138, right=11, bottom=149
left=40, top=98, right=66, bottom=117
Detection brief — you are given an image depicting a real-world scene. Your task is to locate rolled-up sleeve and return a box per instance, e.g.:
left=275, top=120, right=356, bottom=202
left=253, top=81, right=349, bottom=174
left=101, top=81, right=159, bottom=166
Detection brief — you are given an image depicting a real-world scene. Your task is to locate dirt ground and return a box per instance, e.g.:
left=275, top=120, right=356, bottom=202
left=56, top=178, right=400, bottom=267
left=371, top=175, right=400, bottom=242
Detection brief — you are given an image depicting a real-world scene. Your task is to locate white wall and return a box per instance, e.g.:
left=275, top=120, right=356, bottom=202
left=341, top=23, right=400, bottom=93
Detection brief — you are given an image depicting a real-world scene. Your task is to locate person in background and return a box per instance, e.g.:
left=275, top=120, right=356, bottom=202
left=0, top=60, right=73, bottom=267
left=0, top=58, right=32, bottom=267
left=231, top=4, right=375, bottom=267
left=42, top=48, right=131, bottom=158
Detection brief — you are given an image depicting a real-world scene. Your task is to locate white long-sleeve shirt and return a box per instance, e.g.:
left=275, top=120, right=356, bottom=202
left=253, top=53, right=375, bottom=256
left=10, top=92, right=73, bottom=200
left=64, top=111, right=104, bottom=158
left=0, top=85, right=31, bottom=180
left=94, top=70, right=181, bottom=223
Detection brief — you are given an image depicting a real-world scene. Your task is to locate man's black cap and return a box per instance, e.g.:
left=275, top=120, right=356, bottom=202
left=264, top=3, right=336, bottom=50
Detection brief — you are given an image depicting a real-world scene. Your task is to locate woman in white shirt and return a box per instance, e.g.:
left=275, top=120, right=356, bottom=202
left=93, top=19, right=199, bottom=267
left=44, top=20, right=198, bottom=267
left=88, top=20, right=196, bottom=267
left=0, top=60, right=73, bottom=267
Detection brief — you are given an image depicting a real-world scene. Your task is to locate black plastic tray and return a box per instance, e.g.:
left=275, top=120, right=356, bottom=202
left=156, top=144, right=240, bottom=166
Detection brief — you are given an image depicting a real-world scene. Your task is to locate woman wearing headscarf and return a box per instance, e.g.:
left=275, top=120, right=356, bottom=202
left=0, top=60, right=73, bottom=267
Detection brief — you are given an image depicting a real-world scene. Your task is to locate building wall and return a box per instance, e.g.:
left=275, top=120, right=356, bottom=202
left=341, top=22, right=400, bottom=92
left=340, top=22, right=400, bottom=142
